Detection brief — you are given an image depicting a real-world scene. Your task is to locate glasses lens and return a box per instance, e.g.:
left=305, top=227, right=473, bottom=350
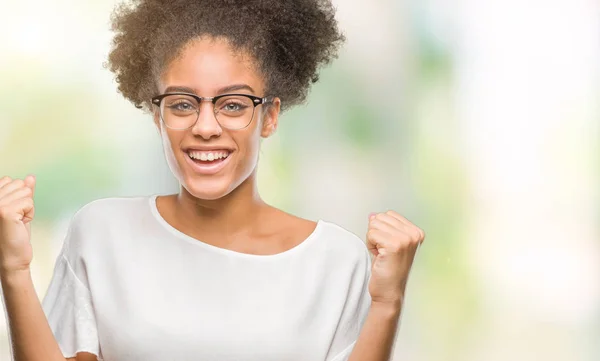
left=214, top=95, right=255, bottom=129
left=160, top=94, right=200, bottom=130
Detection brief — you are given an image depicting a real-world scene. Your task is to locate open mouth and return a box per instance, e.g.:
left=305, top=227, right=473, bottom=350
left=187, top=150, right=231, bottom=164
left=184, top=149, right=232, bottom=175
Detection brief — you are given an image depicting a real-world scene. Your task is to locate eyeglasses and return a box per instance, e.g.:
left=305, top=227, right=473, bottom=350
left=151, top=93, right=273, bottom=130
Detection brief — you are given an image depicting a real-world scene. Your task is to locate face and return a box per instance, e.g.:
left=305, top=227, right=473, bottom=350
left=154, top=36, right=281, bottom=201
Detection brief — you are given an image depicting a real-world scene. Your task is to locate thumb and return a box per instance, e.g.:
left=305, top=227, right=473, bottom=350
left=367, top=212, right=379, bottom=257
left=22, top=175, right=36, bottom=225
left=24, top=174, right=36, bottom=196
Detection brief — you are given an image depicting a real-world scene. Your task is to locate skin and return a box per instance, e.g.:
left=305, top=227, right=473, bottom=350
left=0, top=35, right=425, bottom=361
left=152, top=36, right=317, bottom=254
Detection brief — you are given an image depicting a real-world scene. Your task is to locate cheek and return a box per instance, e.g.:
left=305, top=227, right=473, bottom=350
left=239, top=121, right=263, bottom=165
left=160, top=126, right=186, bottom=179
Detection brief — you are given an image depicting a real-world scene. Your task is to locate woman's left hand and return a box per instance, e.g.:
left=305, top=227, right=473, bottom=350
left=366, top=210, right=425, bottom=308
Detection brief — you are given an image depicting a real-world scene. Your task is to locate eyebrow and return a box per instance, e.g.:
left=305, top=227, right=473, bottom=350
left=163, top=84, right=256, bottom=95
left=218, top=84, right=255, bottom=94
left=164, top=86, right=196, bottom=94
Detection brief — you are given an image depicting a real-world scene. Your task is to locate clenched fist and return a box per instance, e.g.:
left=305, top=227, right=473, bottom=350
left=0, top=175, right=36, bottom=274
left=366, top=210, right=425, bottom=307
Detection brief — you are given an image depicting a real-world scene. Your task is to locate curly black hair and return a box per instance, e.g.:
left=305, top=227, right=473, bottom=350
left=106, top=0, right=345, bottom=113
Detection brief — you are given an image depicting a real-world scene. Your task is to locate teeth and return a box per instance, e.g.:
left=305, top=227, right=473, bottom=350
left=188, top=150, right=230, bottom=161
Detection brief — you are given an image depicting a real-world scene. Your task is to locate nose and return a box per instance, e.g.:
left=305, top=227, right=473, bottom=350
left=190, top=101, right=222, bottom=139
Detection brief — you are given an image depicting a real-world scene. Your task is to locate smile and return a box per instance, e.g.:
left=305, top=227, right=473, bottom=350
left=184, top=149, right=232, bottom=175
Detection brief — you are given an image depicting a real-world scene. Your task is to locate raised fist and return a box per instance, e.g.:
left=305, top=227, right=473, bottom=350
left=0, top=175, right=36, bottom=274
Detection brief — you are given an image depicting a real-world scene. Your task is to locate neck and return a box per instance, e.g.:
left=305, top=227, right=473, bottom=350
left=173, top=171, right=269, bottom=237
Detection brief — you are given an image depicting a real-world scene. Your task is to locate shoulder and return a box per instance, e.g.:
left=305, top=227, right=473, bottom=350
left=65, top=196, right=151, bottom=242
left=61, top=195, right=152, bottom=255
left=315, top=220, right=371, bottom=266
left=317, top=220, right=368, bottom=253
left=70, top=195, right=150, bottom=226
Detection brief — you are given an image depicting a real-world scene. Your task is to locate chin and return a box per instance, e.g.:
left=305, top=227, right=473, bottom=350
left=182, top=177, right=236, bottom=201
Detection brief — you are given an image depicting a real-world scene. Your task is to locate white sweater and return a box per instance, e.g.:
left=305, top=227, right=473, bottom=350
left=41, top=195, right=372, bottom=361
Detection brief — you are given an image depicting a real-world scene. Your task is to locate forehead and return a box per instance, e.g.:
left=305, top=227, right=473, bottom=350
left=158, top=36, right=264, bottom=95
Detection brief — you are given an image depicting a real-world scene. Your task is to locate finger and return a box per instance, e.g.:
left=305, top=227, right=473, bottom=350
left=369, top=219, right=399, bottom=237
left=367, top=243, right=379, bottom=257
left=366, top=228, right=397, bottom=256
left=13, top=197, right=34, bottom=223
left=370, top=216, right=415, bottom=242
left=365, top=228, right=380, bottom=256
left=24, top=175, right=36, bottom=197
left=367, top=213, right=379, bottom=256
left=0, top=187, right=33, bottom=206
left=385, top=211, right=424, bottom=242
left=368, top=217, right=397, bottom=243
left=0, top=176, right=12, bottom=189
left=20, top=197, right=35, bottom=224
left=0, top=179, right=26, bottom=198
left=385, top=210, right=414, bottom=225
left=371, top=213, right=405, bottom=230
left=0, top=197, right=34, bottom=223
left=380, top=211, right=425, bottom=243
left=22, top=176, right=36, bottom=223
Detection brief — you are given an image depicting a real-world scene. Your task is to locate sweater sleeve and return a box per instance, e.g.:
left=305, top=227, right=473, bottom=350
left=41, top=208, right=101, bottom=360
left=326, top=246, right=372, bottom=361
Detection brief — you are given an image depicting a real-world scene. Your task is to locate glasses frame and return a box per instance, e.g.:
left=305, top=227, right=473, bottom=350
left=151, top=92, right=273, bottom=130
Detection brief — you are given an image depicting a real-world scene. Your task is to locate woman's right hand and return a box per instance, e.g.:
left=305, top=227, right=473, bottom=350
left=0, top=175, right=36, bottom=275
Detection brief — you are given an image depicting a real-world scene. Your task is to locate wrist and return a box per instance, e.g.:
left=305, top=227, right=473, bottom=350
left=0, top=267, right=32, bottom=287
left=370, top=299, right=402, bottom=319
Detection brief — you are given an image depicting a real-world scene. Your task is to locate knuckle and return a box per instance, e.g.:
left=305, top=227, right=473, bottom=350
left=25, top=200, right=34, bottom=211
left=389, top=242, right=403, bottom=253
left=386, top=210, right=400, bottom=218
left=366, top=229, right=377, bottom=240
left=412, top=226, right=424, bottom=238
left=411, top=229, right=421, bottom=240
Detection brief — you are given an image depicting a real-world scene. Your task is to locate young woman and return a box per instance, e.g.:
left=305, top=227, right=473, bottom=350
left=0, top=1, right=425, bottom=360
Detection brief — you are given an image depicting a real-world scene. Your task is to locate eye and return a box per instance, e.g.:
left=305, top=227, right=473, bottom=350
left=168, top=100, right=197, bottom=112
left=216, top=96, right=253, bottom=115
left=223, top=102, right=245, bottom=112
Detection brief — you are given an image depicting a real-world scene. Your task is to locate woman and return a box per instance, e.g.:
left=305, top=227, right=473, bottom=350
left=0, top=1, right=425, bottom=360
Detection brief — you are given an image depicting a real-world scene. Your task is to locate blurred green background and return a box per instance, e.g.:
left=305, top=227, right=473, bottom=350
left=1, top=0, right=599, bottom=360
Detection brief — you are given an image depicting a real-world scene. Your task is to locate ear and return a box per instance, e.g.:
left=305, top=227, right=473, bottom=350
left=260, top=97, right=281, bottom=138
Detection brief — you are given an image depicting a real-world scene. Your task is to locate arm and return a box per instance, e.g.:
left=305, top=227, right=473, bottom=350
left=0, top=176, right=98, bottom=361
left=347, top=210, right=425, bottom=361
left=1, top=259, right=98, bottom=361
left=1, top=269, right=67, bottom=361
left=347, top=301, right=401, bottom=361
left=0, top=176, right=69, bottom=361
